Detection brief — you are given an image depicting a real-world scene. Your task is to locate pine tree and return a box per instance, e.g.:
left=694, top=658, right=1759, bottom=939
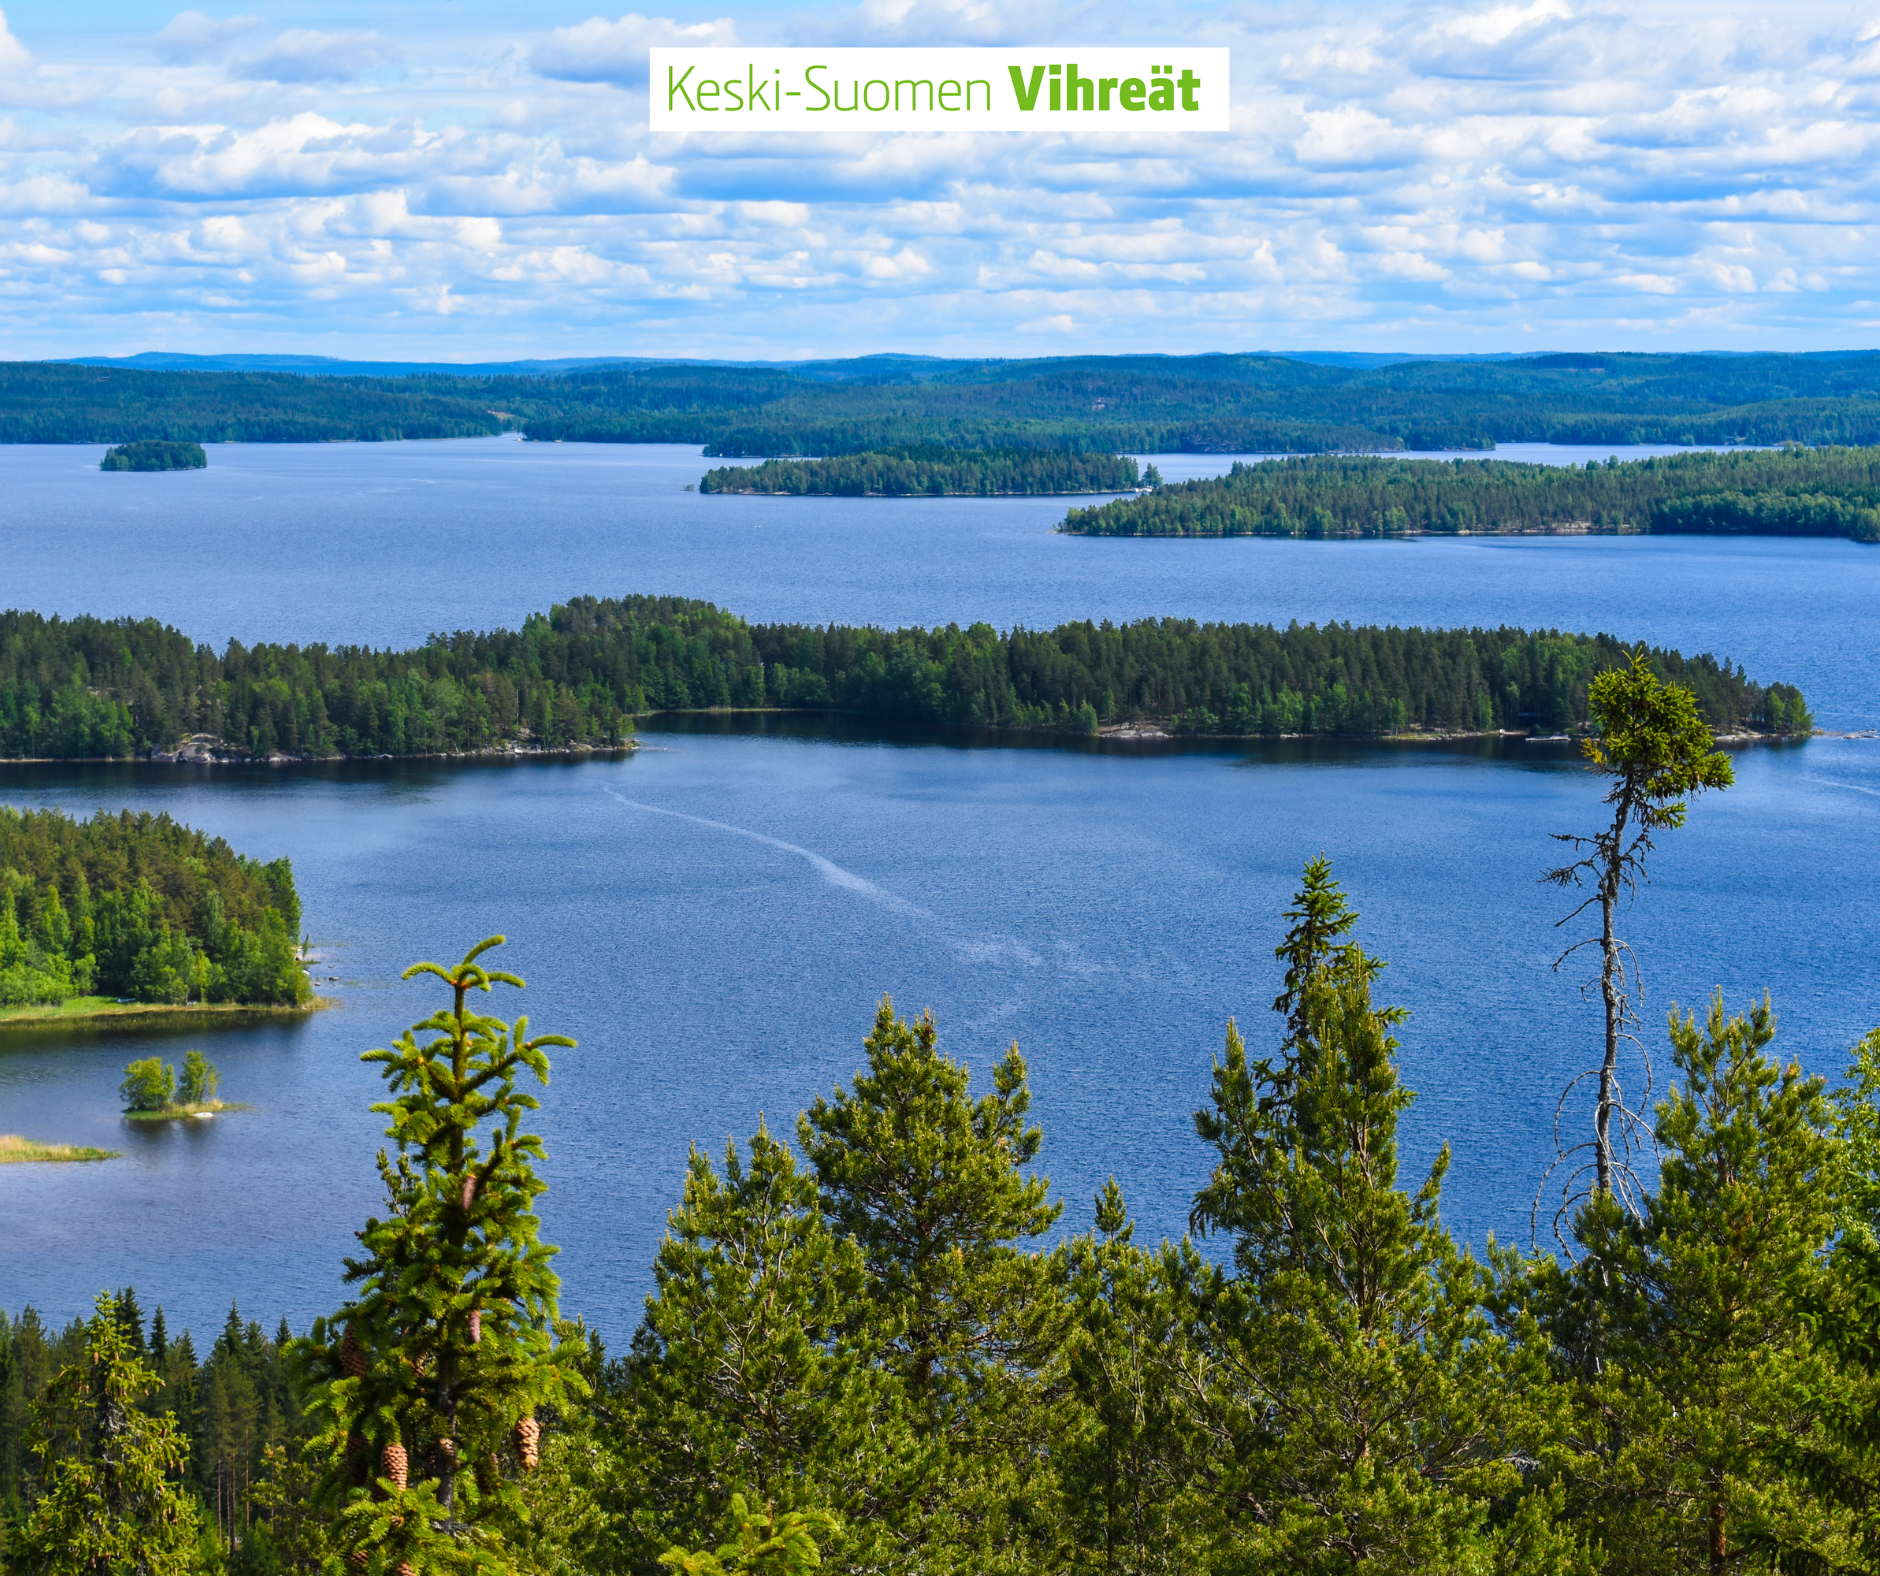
left=1185, top=860, right=1586, bottom=1575
left=294, top=936, right=588, bottom=1573
left=17, top=1291, right=202, bottom=1574
left=796, top=999, right=1063, bottom=1570
left=608, top=1122, right=903, bottom=1574
left=1542, top=653, right=1732, bottom=1226
left=1548, top=994, right=1845, bottom=1574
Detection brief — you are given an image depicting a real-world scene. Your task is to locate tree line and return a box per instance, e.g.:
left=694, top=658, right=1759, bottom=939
left=0, top=806, right=307, bottom=1008
left=0, top=597, right=1812, bottom=759
left=11, top=350, right=1880, bottom=455
left=699, top=448, right=1146, bottom=496
left=1063, top=447, right=1880, bottom=540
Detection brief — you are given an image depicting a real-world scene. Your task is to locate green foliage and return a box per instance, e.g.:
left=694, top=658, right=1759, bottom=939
left=1537, top=994, right=1844, bottom=1573
left=0, top=363, right=504, bottom=443
left=17, top=349, right=1880, bottom=457
left=1172, top=860, right=1585, bottom=1574
left=657, top=1496, right=840, bottom=1576
left=0, top=806, right=308, bottom=1006
left=15, top=1293, right=202, bottom=1574
left=700, top=448, right=1141, bottom=496
left=1065, top=448, right=1880, bottom=540
left=120, top=1057, right=176, bottom=1112
left=294, top=937, right=588, bottom=1573
left=1543, top=655, right=1736, bottom=1215
left=100, top=440, right=206, bottom=472
left=178, top=1051, right=218, bottom=1107
left=0, top=598, right=1806, bottom=757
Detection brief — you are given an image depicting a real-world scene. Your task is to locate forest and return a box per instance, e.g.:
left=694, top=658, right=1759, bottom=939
left=100, top=440, right=206, bottom=472
left=5, top=853, right=1880, bottom=1576
left=698, top=448, right=1146, bottom=496
left=1062, top=446, right=1880, bottom=539
left=9, top=349, right=1880, bottom=455
left=0, top=807, right=307, bottom=1007
left=0, top=597, right=1811, bottom=755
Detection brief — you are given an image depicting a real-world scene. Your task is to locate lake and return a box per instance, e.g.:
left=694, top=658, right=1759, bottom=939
left=0, top=438, right=1875, bottom=1344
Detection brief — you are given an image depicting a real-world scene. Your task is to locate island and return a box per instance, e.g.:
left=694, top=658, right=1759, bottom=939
left=1061, top=447, right=1880, bottom=543
left=0, top=1134, right=117, bottom=1163
left=0, top=806, right=311, bottom=1022
left=0, top=596, right=1812, bottom=750
left=700, top=448, right=1153, bottom=497
left=100, top=439, right=208, bottom=471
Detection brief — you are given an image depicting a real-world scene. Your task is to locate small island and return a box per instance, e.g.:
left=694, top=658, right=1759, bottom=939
left=100, top=439, right=207, bottom=471
left=701, top=447, right=1152, bottom=497
left=0, top=1133, right=118, bottom=1163
left=121, top=1050, right=246, bottom=1121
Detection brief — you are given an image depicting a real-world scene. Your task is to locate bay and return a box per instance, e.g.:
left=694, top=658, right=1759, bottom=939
left=0, top=437, right=1876, bottom=1345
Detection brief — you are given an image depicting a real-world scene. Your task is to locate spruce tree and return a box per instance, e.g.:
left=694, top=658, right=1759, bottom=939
left=17, top=1292, right=202, bottom=1574
left=295, top=937, right=588, bottom=1573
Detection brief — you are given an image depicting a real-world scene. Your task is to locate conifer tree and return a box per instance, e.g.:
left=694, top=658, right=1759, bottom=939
left=608, top=1122, right=903, bottom=1574
left=17, top=1291, right=202, bottom=1574
left=1542, top=653, right=1732, bottom=1226
left=1185, top=860, right=1585, bottom=1575
left=1547, top=994, right=1844, bottom=1574
left=797, top=1000, right=1062, bottom=1568
left=294, top=936, right=588, bottom=1574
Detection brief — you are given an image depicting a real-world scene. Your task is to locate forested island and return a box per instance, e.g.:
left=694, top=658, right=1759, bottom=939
left=10, top=349, right=1880, bottom=455
left=1063, top=446, right=1880, bottom=540
left=99, top=439, right=206, bottom=472
left=0, top=597, right=1809, bottom=753
left=0, top=806, right=308, bottom=1010
left=700, top=447, right=1149, bottom=496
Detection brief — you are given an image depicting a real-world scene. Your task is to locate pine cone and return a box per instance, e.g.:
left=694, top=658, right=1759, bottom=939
left=340, top=1323, right=366, bottom=1378
left=347, top=1551, right=368, bottom=1572
left=476, top=1453, right=500, bottom=1494
left=398, top=1564, right=417, bottom=1576
left=468, top=1308, right=481, bottom=1345
left=514, top=1415, right=540, bottom=1471
left=437, top=1435, right=458, bottom=1466
left=382, top=1441, right=408, bottom=1490
left=461, top=1174, right=477, bottom=1211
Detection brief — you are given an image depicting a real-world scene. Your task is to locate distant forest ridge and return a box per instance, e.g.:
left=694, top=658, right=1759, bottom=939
left=1063, top=447, right=1880, bottom=541
left=700, top=448, right=1147, bottom=496
left=7, top=350, right=1880, bottom=453
left=0, top=596, right=1809, bottom=757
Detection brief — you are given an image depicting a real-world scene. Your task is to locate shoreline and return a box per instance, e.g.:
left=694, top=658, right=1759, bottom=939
left=0, top=996, right=336, bottom=1031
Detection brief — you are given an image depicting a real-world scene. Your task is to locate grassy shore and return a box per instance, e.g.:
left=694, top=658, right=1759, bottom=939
left=123, top=1099, right=252, bottom=1123
left=0, top=1133, right=118, bottom=1163
left=0, top=996, right=330, bottom=1030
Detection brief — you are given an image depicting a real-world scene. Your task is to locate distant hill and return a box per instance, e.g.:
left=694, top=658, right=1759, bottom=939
left=10, top=349, right=1880, bottom=454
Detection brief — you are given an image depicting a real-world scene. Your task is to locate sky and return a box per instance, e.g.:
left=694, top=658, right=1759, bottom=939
left=0, top=0, right=1877, bottom=360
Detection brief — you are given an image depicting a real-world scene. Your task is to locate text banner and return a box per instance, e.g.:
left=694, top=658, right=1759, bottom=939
left=649, top=48, right=1230, bottom=134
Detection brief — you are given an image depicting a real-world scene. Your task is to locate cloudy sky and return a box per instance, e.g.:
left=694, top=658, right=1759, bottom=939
left=0, top=0, right=1876, bottom=360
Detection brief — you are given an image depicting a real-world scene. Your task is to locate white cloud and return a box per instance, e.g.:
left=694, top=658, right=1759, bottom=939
left=0, top=8, right=34, bottom=77
left=0, top=0, right=1878, bottom=356
left=154, top=12, right=260, bottom=65
left=240, top=29, right=399, bottom=84
left=531, top=14, right=737, bottom=86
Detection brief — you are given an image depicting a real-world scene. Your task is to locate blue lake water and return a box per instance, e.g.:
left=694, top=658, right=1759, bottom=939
left=1, top=438, right=1876, bottom=1345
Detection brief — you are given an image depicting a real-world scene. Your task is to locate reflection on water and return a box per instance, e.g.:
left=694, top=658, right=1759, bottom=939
left=1, top=736, right=1874, bottom=1344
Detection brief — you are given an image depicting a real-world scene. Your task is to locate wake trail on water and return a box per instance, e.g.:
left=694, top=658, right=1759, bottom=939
left=603, top=789, right=929, bottom=918
left=1805, top=776, right=1880, bottom=799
